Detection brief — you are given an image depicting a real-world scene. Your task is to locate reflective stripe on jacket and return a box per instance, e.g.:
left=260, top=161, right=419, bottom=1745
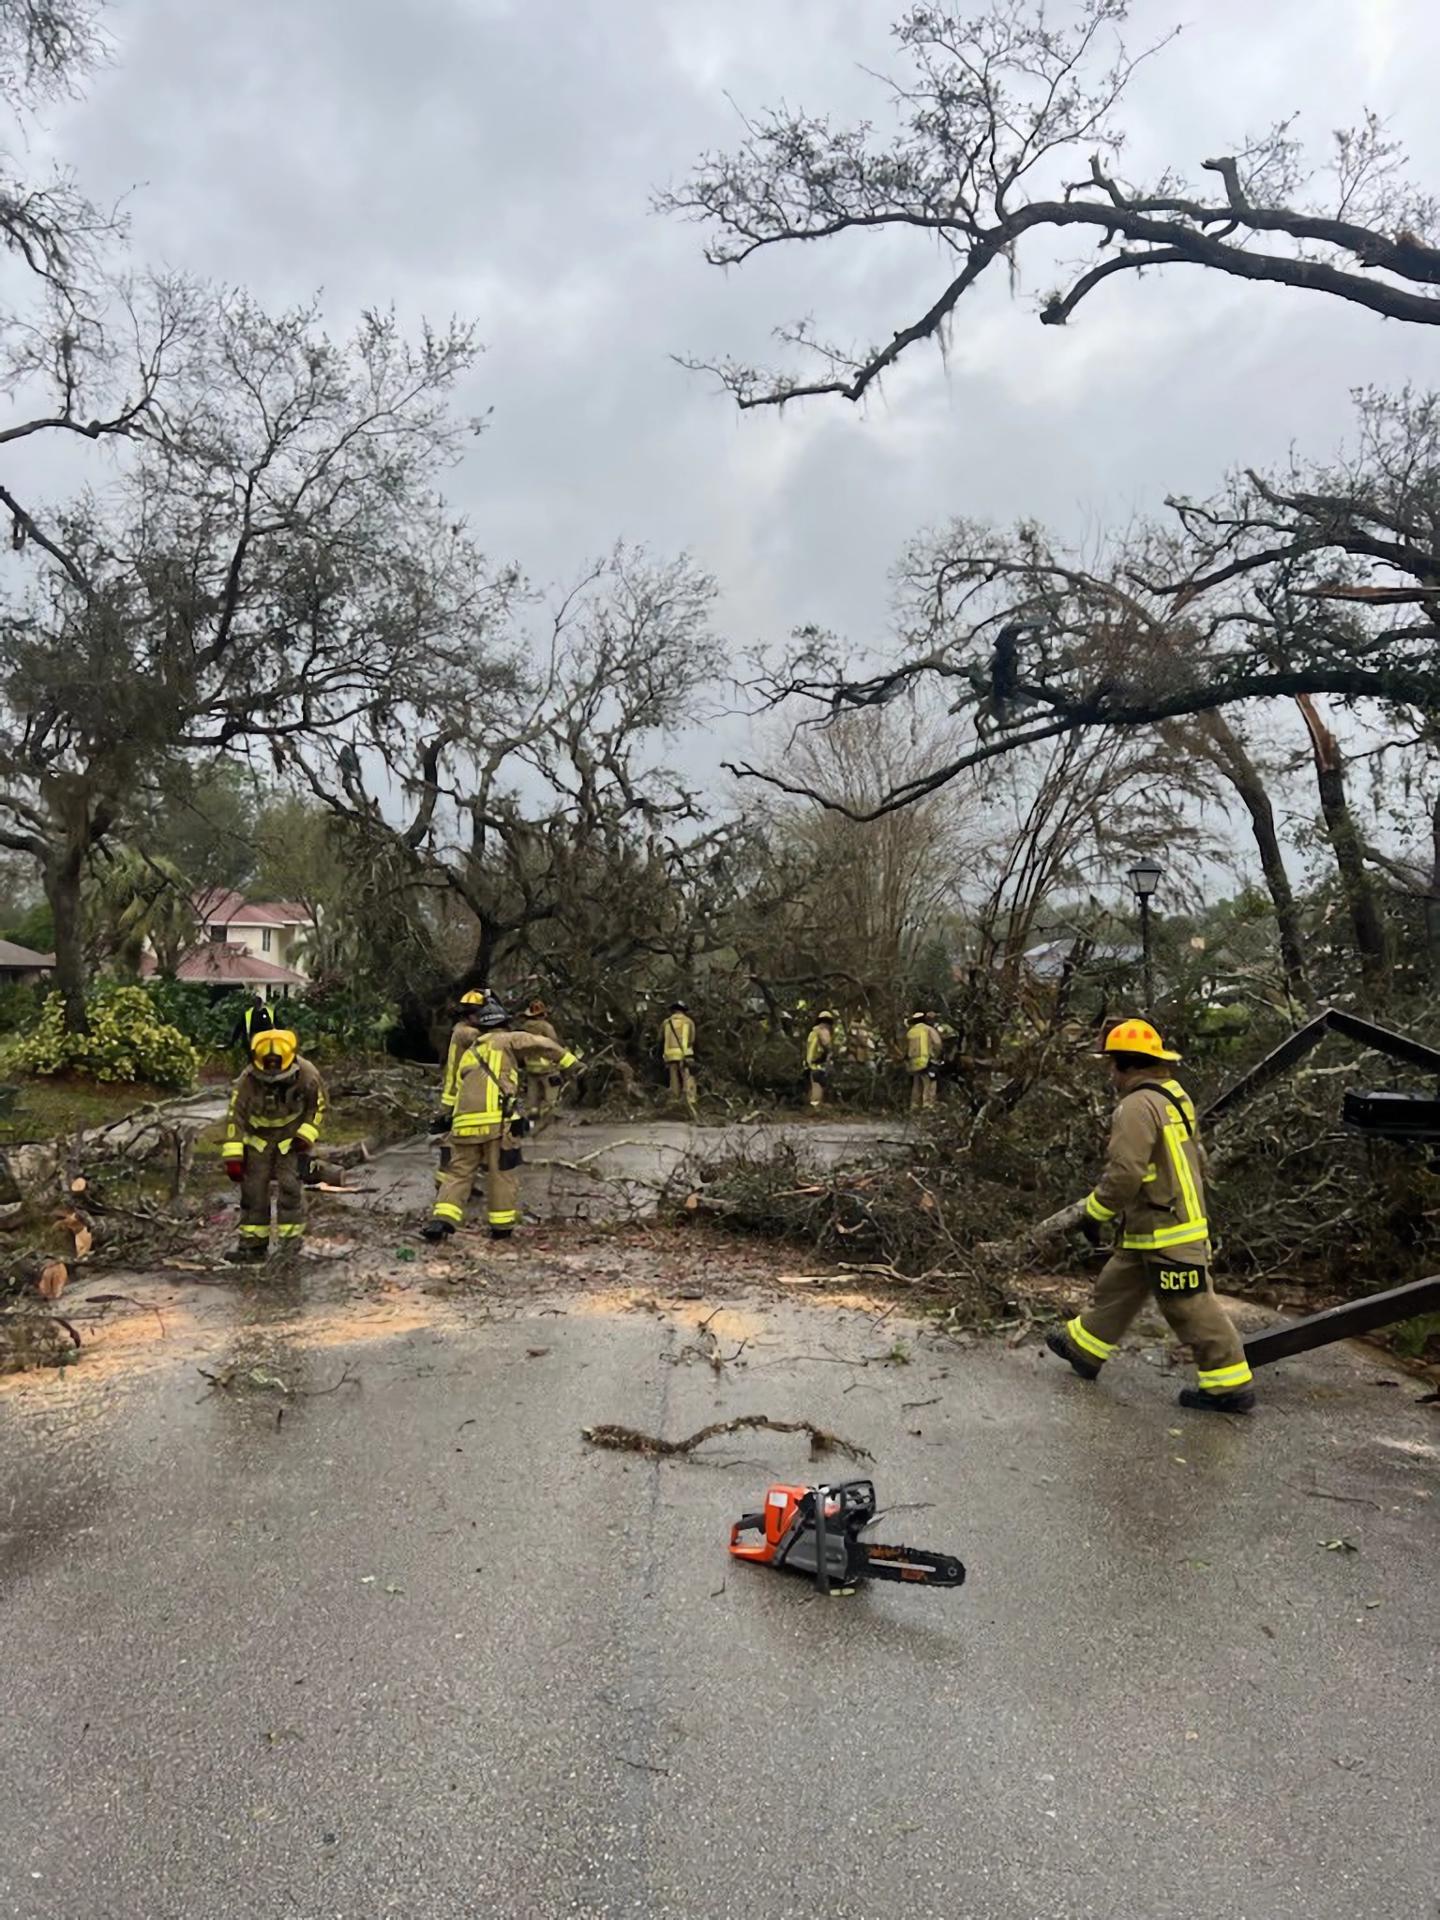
left=440, top=1019, right=481, bottom=1111
left=906, top=1022, right=940, bottom=1072
left=662, top=1014, right=695, bottom=1062
left=1083, top=1077, right=1209, bottom=1258
left=522, top=1017, right=562, bottom=1074
left=805, top=1024, right=833, bottom=1070
left=222, top=1058, right=326, bottom=1158
left=451, top=1029, right=577, bottom=1139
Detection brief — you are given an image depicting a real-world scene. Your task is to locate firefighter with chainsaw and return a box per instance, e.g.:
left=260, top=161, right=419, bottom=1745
left=428, top=988, right=492, bottom=1185
left=661, top=1001, right=697, bottom=1116
left=1046, top=1019, right=1255, bottom=1413
left=423, top=999, right=579, bottom=1242
left=521, top=997, right=566, bottom=1119
left=906, top=1010, right=942, bottom=1111
left=804, top=1010, right=838, bottom=1108
left=221, top=1029, right=327, bottom=1264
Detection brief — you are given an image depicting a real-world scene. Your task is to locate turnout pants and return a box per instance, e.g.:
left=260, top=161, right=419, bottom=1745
left=526, top=1070, right=561, bottom=1118
left=807, top=1070, right=827, bottom=1108
left=667, top=1061, right=696, bottom=1113
left=239, top=1142, right=306, bottom=1250
left=432, top=1128, right=520, bottom=1234
left=910, top=1070, right=937, bottom=1111
left=1068, top=1250, right=1252, bottom=1396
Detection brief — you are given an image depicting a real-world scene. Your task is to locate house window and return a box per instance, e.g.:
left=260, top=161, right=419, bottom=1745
left=262, top=928, right=272, bottom=954
left=209, top=925, right=226, bottom=944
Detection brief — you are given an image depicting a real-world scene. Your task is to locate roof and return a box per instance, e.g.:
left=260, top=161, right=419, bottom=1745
left=194, top=888, right=312, bottom=929
left=0, top=938, right=55, bottom=969
left=141, top=944, right=308, bottom=988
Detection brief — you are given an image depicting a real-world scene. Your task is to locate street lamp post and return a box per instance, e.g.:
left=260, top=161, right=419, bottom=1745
left=1127, top=857, right=1164, bottom=1012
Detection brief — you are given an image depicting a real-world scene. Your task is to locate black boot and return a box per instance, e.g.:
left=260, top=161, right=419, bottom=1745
left=1178, top=1386, right=1256, bottom=1414
left=421, top=1219, right=455, bottom=1243
left=1045, top=1327, right=1101, bottom=1382
left=489, top=1226, right=513, bottom=1241
left=225, top=1243, right=267, bottom=1266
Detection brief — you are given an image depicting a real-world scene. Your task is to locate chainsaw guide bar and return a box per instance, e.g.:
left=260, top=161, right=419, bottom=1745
left=730, top=1479, right=965, bottom=1596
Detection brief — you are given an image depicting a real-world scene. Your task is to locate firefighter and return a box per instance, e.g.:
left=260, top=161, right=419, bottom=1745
left=422, top=999, right=579, bottom=1243
left=804, top=1010, right=838, bottom=1108
left=521, top=997, right=565, bottom=1118
left=661, top=1001, right=697, bottom=1116
left=428, top=989, right=492, bottom=1191
left=229, top=990, right=276, bottom=1059
left=1045, top=1018, right=1255, bottom=1414
left=221, top=1029, right=326, bottom=1264
left=906, top=1010, right=942, bottom=1111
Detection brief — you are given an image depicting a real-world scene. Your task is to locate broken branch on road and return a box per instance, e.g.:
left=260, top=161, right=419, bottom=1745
left=581, top=1414, right=874, bottom=1462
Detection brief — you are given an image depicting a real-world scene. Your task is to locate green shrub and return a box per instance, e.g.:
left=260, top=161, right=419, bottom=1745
left=141, top=980, right=240, bottom=1054
left=12, top=986, right=200, bottom=1091
left=0, top=979, right=42, bottom=1036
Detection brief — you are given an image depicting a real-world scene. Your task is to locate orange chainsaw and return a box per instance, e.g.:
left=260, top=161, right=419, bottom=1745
left=730, top=1479, right=965, bottom=1595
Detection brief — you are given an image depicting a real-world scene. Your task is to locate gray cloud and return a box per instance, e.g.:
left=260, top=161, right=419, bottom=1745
left=38, top=0, right=1440, bottom=784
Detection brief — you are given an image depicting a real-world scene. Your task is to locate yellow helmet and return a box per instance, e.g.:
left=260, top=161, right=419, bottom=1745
left=818, top=1009, right=839, bottom=1023
left=1100, top=1018, right=1180, bottom=1063
left=459, top=989, right=489, bottom=1007
left=252, top=1028, right=299, bottom=1076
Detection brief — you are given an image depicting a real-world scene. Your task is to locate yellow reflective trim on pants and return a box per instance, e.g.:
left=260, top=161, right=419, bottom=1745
left=432, top=1202, right=464, bottom=1224
left=239, top=1224, right=271, bottom=1239
left=1197, top=1361, right=1253, bottom=1390
left=1067, top=1316, right=1116, bottom=1361
left=488, top=1208, right=519, bottom=1226
left=274, top=1223, right=305, bottom=1239
left=1084, top=1192, right=1117, bottom=1223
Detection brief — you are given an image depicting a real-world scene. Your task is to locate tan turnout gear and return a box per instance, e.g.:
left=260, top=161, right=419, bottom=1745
left=433, top=1028, right=578, bottom=1234
left=521, top=1010, right=564, bottom=1116
left=222, top=1055, right=326, bottom=1254
left=1068, top=1067, right=1252, bottom=1399
left=661, top=1008, right=697, bottom=1115
left=805, top=1018, right=836, bottom=1108
left=906, top=1016, right=942, bottom=1111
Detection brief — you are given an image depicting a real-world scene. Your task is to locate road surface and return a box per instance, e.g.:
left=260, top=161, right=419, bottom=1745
left=0, top=1261, right=1436, bottom=1919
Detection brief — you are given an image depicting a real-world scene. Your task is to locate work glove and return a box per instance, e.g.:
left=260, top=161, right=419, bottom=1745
left=509, top=1114, right=532, bottom=1140
left=225, top=1158, right=244, bottom=1183
left=427, top=1109, right=452, bottom=1137
left=1079, top=1215, right=1105, bottom=1248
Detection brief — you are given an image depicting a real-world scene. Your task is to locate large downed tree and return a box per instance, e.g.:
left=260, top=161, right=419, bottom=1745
left=662, top=0, right=1440, bottom=408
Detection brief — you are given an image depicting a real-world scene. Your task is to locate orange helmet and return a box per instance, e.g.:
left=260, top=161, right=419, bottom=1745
left=1099, top=1018, right=1180, bottom=1062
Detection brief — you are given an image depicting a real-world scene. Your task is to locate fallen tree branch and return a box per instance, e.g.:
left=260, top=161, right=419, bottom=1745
left=581, top=1414, right=874, bottom=1462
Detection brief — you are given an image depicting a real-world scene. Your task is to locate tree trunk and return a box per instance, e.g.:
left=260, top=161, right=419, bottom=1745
left=1429, top=786, right=1440, bottom=978
left=1191, top=712, right=1311, bottom=1004
left=1295, top=697, right=1389, bottom=986
left=42, top=847, right=89, bottom=1033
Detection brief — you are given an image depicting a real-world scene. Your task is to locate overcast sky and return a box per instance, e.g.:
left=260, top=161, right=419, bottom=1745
left=35, top=0, right=1440, bottom=819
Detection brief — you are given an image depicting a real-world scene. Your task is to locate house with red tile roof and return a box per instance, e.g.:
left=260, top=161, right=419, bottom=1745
left=191, top=890, right=315, bottom=980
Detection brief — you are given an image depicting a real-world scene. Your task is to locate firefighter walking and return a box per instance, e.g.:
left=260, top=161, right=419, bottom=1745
left=906, top=1010, right=942, bottom=1111
left=222, top=1029, right=327, bottom=1264
left=423, top=999, right=578, bottom=1242
left=661, top=1001, right=697, bottom=1116
left=1046, top=1019, right=1255, bottom=1413
left=804, top=1010, right=838, bottom=1108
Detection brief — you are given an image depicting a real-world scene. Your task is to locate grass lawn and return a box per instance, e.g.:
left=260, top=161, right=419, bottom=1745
left=0, top=1077, right=185, bottom=1145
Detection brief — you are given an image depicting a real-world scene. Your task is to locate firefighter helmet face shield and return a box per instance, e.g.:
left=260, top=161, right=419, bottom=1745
left=252, top=1028, right=299, bottom=1076
left=474, top=1001, right=509, bottom=1031
left=1099, top=1018, right=1181, bottom=1063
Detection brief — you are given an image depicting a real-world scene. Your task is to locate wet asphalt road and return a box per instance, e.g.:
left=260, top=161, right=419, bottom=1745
left=1, top=1278, right=1436, bottom=1920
